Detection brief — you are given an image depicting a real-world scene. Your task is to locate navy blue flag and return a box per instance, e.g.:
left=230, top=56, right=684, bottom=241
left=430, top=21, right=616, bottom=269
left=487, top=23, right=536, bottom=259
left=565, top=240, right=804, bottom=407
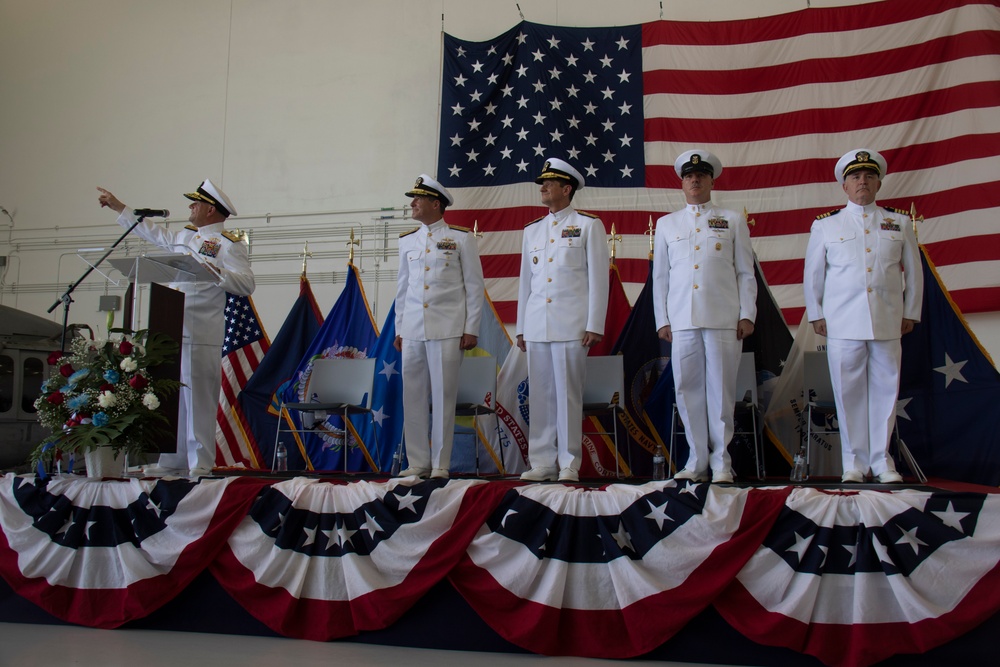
left=898, top=247, right=1000, bottom=485
left=357, top=303, right=404, bottom=474
left=233, top=276, right=323, bottom=471
left=610, top=261, right=670, bottom=477
left=279, top=265, right=378, bottom=472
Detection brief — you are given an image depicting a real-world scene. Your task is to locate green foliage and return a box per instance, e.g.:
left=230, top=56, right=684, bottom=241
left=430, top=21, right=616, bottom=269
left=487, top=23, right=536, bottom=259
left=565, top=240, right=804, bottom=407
left=31, top=329, right=183, bottom=466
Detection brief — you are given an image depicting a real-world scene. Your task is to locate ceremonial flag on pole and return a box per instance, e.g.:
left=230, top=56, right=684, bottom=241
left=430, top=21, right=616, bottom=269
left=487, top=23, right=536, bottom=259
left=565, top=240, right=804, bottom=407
left=732, top=255, right=796, bottom=477
left=589, top=262, right=632, bottom=358
left=279, top=264, right=378, bottom=472
left=493, top=345, right=531, bottom=475
left=897, top=246, right=1000, bottom=485
left=610, top=262, right=670, bottom=478
left=232, top=276, right=323, bottom=471
left=437, top=0, right=1000, bottom=324
left=358, top=303, right=404, bottom=474
left=216, top=294, right=269, bottom=468
left=761, top=312, right=835, bottom=476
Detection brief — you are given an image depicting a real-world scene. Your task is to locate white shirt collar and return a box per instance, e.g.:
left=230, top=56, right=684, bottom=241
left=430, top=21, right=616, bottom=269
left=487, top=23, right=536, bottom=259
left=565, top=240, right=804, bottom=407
left=549, top=206, right=575, bottom=222
left=424, top=218, right=447, bottom=233
left=845, top=200, right=879, bottom=216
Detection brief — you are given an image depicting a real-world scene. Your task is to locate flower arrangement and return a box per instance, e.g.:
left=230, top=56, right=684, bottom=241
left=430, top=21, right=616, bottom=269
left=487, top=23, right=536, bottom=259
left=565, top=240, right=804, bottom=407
left=31, top=328, right=183, bottom=466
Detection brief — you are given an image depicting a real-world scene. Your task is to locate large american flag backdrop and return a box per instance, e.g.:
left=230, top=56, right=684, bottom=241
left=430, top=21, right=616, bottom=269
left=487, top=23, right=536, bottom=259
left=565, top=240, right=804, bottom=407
left=3, top=473, right=1000, bottom=665
left=437, top=0, right=1000, bottom=325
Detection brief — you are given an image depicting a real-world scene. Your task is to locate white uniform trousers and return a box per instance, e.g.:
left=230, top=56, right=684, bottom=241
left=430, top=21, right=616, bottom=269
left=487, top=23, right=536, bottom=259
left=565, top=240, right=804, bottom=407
left=670, top=328, right=742, bottom=475
left=402, top=338, right=463, bottom=470
left=525, top=340, right=587, bottom=471
left=157, top=340, right=220, bottom=471
left=826, top=337, right=901, bottom=476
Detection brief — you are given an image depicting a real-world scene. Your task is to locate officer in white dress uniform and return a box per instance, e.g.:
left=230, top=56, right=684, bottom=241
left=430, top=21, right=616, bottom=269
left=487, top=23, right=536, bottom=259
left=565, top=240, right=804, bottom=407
left=516, top=158, right=609, bottom=482
left=97, top=180, right=255, bottom=476
left=803, top=149, right=922, bottom=483
left=394, top=175, right=484, bottom=479
left=653, top=150, right=757, bottom=483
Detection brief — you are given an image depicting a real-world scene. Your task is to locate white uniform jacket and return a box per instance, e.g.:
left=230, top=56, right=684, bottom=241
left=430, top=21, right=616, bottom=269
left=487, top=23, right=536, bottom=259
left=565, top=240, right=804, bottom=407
left=516, top=207, right=609, bottom=343
left=803, top=202, right=922, bottom=340
left=117, top=212, right=255, bottom=346
left=395, top=219, right=485, bottom=341
left=653, top=204, right=757, bottom=331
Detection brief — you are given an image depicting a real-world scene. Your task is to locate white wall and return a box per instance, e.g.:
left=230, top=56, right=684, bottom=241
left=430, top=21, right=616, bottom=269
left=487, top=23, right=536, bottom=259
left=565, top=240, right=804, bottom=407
left=2, top=0, right=997, bottom=363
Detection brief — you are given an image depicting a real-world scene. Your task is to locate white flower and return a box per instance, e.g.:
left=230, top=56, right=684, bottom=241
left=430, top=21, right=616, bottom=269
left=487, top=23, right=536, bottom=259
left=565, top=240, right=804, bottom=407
left=97, top=391, right=117, bottom=408
left=120, top=357, right=138, bottom=372
left=142, top=393, right=160, bottom=410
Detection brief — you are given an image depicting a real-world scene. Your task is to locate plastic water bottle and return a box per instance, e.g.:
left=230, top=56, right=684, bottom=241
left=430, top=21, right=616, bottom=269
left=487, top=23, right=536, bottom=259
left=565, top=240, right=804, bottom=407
left=275, top=442, right=288, bottom=473
left=390, top=443, right=403, bottom=476
left=790, top=446, right=807, bottom=482
left=652, top=444, right=666, bottom=481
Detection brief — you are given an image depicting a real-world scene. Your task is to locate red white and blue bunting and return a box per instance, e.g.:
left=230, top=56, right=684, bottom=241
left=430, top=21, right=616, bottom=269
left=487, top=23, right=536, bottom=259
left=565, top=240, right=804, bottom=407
left=2, top=472, right=999, bottom=667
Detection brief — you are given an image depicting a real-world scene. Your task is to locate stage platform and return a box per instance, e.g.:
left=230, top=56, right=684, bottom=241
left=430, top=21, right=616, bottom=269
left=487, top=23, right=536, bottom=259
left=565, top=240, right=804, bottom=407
left=1, top=472, right=997, bottom=667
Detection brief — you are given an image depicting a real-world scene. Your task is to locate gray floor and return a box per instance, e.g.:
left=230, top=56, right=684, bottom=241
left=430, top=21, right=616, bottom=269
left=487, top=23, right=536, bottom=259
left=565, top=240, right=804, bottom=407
left=0, top=622, right=733, bottom=666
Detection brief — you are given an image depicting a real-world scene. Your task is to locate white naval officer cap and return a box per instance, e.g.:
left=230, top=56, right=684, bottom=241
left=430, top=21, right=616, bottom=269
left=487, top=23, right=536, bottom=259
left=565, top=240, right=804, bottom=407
left=184, top=179, right=237, bottom=217
left=835, top=149, right=887, bottom=183
left=535, top=157, right=585, bottom=190
left=674, top=149, right=723, bottom=179
left=405, top=174, right=454, bottom=207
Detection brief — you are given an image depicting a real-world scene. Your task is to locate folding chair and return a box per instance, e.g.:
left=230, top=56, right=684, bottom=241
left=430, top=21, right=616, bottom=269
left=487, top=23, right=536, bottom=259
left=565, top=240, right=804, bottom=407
left=582, top=355, right=628, bottom=478
left=802, top=350, right=926, bottom=482
left=802, top=350, right=838, bottom=478
left=274, top=356, right=380, bottom=473
left=670, top=351, right=763, bottom=480
left=733, top=351, right=765, bottom=480
left=452, top=354, right=504, bottom=476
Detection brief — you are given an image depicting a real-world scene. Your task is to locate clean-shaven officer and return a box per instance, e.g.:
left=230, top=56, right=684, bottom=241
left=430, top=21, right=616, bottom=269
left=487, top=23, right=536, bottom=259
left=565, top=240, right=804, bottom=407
left=653, top=149, right=756, bottom=483
left=394, top=174, right=484, bottom=479
left=516, top=158, right=609, bottom=482
left=803, top=149, right=922, bottom=483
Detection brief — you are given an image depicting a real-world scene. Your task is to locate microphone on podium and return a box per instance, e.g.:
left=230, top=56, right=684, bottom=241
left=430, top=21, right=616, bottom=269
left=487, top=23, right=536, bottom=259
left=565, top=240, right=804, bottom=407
left=133, top=208, right=170, bottom=218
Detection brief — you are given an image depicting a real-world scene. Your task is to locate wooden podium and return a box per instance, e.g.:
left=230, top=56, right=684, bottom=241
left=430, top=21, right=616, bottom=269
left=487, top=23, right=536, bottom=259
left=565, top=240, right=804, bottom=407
left=109, top=254, right=216, bottom=456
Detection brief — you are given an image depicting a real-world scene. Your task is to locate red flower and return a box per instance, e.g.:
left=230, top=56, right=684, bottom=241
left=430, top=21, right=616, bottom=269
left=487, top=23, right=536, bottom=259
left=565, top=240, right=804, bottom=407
left=119, top=340, right=134, bottom=355
left=65, top=415, right=81, bottom=427
left=129, top=374, right=149, bottom=390
left=47, top=351, right=63, bottom=366
left=47, top=392, right=65, bottom=405
left=59, top=363, right=75, bottom=378
left=100, top=383, right=115, bottom=392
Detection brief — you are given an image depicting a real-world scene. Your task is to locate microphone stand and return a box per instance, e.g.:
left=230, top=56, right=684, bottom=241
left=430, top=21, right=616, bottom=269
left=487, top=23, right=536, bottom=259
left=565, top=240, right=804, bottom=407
left=47, top=215, right=146, bottom=354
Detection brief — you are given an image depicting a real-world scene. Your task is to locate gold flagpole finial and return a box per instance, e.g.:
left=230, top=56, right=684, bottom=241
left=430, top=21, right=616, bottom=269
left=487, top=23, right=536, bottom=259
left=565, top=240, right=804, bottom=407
left=743, top=207, right=756, bottom=228
left=473, top=219, right=483, bottom=239
left=909, top=202, right=924, bottom=239
left=300, top=241, right=312, bottom=277
left=347, top=228, right=360, bottom=264
left=607, top=222, right=623, bottom=262
left=644, top=215, right=655, bottom=260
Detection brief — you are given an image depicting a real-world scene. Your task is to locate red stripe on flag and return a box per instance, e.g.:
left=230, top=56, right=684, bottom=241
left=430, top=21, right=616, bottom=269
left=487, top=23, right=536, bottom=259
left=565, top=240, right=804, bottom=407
left=640, top=0, right=989, bottom=46
left=644, top=82, right=1000, bottom=145
left=643, top=31, right=1000, bottom=96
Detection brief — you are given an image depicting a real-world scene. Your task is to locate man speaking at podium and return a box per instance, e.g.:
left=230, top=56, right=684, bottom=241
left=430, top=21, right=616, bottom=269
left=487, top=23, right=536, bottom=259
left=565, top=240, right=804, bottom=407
left=97, top=180, right=255, bottom=476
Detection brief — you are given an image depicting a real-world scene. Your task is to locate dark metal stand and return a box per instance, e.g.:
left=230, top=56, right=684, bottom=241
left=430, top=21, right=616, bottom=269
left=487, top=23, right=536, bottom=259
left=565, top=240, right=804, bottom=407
left=47, top=215, right=144, bottom=353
